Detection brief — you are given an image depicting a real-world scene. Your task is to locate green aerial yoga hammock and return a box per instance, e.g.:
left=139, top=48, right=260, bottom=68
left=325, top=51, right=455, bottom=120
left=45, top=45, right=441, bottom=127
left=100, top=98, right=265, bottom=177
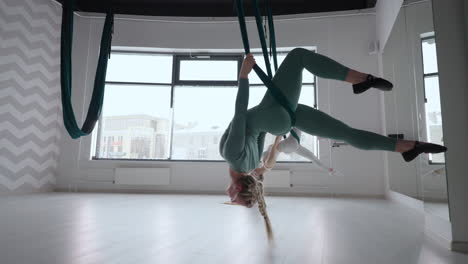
left=235, top=0, right=300, bottom=143
left=266, top=0, right=278, bottom=72
left=60, top=0, right=114, bottom=139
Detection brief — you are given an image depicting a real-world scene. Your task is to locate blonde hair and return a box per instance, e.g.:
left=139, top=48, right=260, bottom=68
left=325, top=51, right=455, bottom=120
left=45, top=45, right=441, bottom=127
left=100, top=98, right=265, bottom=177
left=238, top=174, right=274, bottom=242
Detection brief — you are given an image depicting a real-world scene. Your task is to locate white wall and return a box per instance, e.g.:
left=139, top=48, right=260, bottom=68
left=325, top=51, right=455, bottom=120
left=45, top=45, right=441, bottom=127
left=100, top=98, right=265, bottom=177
left=0, top=0, right=62, bottom=194
left=376, top=0, right=404, bottom=51
left=56, top=10, right=389, bottom=196
left=381, top=1, right=446, bottom=200
left=382, top=9, right=419, bottom=198
left=432, top=0, right=468, bottom=251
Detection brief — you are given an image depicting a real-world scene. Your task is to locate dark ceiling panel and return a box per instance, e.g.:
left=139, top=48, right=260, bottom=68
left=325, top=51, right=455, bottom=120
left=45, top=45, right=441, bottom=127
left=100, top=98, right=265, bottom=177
left=56, top=0, right=377, bottom=17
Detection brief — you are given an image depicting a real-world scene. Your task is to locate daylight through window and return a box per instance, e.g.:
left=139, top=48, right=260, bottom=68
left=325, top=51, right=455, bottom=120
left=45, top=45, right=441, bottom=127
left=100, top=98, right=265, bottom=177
left=94, top=50, right=318, bottom=162
left=421, top=36, right=444, bottom=163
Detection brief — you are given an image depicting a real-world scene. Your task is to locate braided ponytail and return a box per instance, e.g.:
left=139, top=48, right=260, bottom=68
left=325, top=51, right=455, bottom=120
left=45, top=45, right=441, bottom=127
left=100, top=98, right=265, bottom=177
left=251, top=179, right=274, bottom=242
left=236, top=174, right=274, bottom=242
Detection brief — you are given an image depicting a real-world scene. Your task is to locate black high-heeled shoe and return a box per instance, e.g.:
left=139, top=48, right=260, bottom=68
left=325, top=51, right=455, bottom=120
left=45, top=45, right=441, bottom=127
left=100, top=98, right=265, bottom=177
left=353, top=75, right=393, bottom=94
left=402, top=141, right=448, bottom=162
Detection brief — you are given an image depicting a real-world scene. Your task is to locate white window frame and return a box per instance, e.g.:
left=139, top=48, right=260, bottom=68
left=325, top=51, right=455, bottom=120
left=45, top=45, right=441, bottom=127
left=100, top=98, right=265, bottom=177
left=91, top=49, right=318, bottom=163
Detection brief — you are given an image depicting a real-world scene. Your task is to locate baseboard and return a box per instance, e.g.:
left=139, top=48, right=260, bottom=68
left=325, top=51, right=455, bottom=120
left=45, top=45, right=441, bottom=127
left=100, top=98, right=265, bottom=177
left=422, top=190, right=449, bottom=202
left=0, top=187, right=54, bottom=196
left=451, top=241, right=468, bottom=253
left=53, top=188, right=384, bottom=200
left=423, top=197, right=449, bottom=203
left=387, top=190, right=424, bottom=212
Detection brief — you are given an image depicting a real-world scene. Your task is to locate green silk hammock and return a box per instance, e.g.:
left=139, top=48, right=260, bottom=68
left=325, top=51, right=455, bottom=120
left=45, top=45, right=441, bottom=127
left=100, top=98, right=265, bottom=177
left=60, top=0, right=297, bottom=142
left=235, top=0, right=300, bottom=143
left=60, top=0, right=114, bottom=139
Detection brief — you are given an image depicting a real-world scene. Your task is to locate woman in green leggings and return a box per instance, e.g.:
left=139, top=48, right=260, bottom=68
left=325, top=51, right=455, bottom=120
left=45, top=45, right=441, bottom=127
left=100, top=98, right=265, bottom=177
left=221, top=48, right=447, bottom=208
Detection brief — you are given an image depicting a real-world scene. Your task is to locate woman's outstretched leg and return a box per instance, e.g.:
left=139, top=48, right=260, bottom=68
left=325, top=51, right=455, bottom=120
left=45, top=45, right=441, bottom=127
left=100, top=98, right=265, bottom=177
left=294, top=104, right=447, bottom=161
left=263, top=48, right=351, bottom=108
left=262, top=48, right=393, bottom=108
left=276, top=48, right=350, bottom=82
left=295, top=104, right=397, bottom=151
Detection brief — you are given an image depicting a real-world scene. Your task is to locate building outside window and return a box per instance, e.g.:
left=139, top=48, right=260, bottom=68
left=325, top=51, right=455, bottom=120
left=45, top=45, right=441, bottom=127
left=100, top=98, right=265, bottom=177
left=94, top=50, right=318, bottom=162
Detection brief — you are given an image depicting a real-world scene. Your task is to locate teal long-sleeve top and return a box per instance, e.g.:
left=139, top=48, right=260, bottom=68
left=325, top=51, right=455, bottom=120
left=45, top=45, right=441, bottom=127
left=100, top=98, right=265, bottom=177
left=219, top=78, right=267, bottom=173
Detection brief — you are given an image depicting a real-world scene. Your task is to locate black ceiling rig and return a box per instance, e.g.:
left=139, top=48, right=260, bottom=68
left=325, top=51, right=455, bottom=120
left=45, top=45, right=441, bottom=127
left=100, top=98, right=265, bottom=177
left=55, top=0, right=377, bottom=17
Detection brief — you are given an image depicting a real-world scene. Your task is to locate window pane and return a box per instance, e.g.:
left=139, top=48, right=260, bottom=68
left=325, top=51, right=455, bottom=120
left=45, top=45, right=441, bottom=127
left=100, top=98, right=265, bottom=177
left=179, top=60, right=238, bottom=81
left=172, top=86, right=237, bottom=160
left=248, top=86, right=268, bottom=108
left=249, top=53, right=315, bottom=84
left=97, top=51, right=318, bottom=163
left=424, top=76, right=445, bottom=163
left=171, top=85, right=317, bottom=161
left=298, top=85, right=316, bottom=107
left=422, top=38, right=438, bottom=74
left=106, top=53, right=173, bottom=83
left=96, top=84, right=172, bottom=159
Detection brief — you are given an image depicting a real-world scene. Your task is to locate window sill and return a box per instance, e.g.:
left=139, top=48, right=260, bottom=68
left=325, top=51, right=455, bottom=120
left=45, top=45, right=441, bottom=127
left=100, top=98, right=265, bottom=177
left=79, top=158, right=316, bottom=170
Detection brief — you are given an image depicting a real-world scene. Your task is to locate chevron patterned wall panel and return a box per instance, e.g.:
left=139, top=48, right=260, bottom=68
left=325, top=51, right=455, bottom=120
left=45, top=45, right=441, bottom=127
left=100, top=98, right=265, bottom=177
left=0, top=0, right=62, bottom=193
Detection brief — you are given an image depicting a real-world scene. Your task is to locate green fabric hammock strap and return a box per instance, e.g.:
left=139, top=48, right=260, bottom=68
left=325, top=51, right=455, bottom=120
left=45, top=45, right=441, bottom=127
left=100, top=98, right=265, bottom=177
left=265, top=0, right=278, bottom=72
left=60, top=0, right=114, bottom=139
left=235, top=0, right=300, bottom=143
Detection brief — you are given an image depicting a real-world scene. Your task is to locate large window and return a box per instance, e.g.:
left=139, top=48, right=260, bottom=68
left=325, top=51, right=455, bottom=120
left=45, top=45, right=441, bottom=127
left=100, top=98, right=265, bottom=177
left=421, top=36, right=444, bottom=163
left=94, top=50, right=317, bottom=162
left=95, top=53, right=173, bottom=160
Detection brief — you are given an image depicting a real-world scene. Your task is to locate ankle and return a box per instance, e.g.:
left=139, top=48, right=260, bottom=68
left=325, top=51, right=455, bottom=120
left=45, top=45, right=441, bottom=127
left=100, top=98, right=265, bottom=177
left=357, top=73, right=369, bottom=83
left=395, top=140, right=416, bottom=153
left=346, top=70, right=368, bottom=84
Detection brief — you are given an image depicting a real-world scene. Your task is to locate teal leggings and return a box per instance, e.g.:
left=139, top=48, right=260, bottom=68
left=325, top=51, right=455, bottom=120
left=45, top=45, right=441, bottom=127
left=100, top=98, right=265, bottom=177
left=250, top=48, right=396, bottom=151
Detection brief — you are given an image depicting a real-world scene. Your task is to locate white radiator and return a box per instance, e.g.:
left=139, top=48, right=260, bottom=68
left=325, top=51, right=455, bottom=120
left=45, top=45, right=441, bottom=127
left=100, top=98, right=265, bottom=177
left=263, top=170, right=291, bottom=188
left=114, top=168, right=170, bottom=185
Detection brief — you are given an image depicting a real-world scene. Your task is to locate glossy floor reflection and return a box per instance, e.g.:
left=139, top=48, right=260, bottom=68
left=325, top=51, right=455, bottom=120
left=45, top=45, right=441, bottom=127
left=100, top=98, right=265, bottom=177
left=1, top=193, right=467, bottom=264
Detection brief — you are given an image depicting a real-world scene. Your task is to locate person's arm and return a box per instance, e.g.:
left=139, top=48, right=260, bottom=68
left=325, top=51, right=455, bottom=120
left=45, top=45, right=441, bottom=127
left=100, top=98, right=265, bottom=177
left=295, top=145, right=330, bottom=171
left=222, top=54, right=255, bottom=159
left=257, top=131, right=266, bottom=160
left=295, top=145, right=343, bottom=176
left=263, top=136, right=282, bottom=169
left=256, top=136, right=282, bottom=176
left=261, top=144, right=273, bottom=163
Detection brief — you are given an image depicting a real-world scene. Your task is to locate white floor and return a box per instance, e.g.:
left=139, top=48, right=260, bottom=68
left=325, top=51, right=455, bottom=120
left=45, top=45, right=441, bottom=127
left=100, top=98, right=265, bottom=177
left=1, top=193, right=467, bottom=264
left=425, top=202, right=450, bottom=221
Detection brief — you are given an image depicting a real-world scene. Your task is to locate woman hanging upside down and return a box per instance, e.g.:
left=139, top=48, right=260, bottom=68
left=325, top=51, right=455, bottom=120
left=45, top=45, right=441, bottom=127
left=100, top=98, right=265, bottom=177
left=219, top=48, right=447, bottom=239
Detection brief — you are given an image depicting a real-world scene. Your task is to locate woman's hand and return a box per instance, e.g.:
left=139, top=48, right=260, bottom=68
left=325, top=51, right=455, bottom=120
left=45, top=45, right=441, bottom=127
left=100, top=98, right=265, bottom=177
left=239, top=53, right=256, bottom=79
